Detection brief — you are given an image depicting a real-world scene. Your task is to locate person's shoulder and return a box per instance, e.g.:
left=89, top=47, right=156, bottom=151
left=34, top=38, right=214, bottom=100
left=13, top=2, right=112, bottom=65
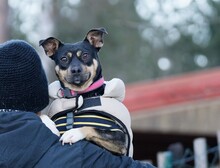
left=16, top=110, right=39, bottom=119
left=0, top=110, right=40, bottom=123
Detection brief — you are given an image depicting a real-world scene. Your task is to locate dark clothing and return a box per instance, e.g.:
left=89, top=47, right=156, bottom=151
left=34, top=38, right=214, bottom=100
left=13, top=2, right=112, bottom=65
left=0, top=111, right=155, bottom=168
left=0, top=40, right=49, bottom=113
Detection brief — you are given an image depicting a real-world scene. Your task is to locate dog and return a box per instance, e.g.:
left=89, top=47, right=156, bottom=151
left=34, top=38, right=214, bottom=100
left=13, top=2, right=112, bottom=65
left=39, top=28, right=131, bottom=156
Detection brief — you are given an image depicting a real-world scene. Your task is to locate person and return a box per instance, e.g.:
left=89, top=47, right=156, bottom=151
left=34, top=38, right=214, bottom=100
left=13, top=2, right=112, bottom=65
left=0, top=40, right=156, bottom=168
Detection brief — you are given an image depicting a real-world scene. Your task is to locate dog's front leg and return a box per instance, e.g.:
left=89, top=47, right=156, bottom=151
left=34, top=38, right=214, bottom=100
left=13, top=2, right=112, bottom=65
left=59, top=127, right=101, bottom=145
left=59, top=127, right=87, bottom=145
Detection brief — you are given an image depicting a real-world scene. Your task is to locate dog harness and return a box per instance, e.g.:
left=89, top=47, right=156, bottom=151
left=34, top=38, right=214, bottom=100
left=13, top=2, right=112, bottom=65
left=50, top=78, right=132, bottom=156
left=54, top=111, right=123, bottom=135
left=52, top=97, right=124, bottom=135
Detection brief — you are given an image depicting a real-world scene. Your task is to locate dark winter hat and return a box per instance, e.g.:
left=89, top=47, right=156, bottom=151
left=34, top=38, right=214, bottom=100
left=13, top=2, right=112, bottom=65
left=0, top=40, right=49, bottom=113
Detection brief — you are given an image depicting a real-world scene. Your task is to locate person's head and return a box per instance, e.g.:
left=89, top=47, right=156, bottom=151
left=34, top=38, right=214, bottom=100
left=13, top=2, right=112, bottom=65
left=0, top=40, right=49, bottom=113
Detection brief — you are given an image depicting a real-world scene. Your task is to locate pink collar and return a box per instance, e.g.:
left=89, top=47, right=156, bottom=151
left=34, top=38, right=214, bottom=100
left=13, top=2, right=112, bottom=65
left=69, top=77, right=105, bottom=96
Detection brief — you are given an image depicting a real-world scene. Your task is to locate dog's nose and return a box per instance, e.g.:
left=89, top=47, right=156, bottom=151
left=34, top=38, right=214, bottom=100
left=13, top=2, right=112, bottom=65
left=71, top=66, right=82, bottom=74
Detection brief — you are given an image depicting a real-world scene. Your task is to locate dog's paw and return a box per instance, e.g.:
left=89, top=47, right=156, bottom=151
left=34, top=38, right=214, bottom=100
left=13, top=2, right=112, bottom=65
left=59, top=128, right=85, bottom=145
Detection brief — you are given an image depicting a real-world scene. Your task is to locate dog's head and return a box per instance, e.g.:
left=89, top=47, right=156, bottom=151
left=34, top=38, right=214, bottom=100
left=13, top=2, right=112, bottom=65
left=40, top=28, right=107, bottom=92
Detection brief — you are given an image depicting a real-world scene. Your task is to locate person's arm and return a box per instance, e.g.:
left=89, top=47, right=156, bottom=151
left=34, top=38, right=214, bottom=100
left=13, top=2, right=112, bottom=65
left=33, top=118, right=156, bottom=168
left=81, top=140, right=156, bottom=168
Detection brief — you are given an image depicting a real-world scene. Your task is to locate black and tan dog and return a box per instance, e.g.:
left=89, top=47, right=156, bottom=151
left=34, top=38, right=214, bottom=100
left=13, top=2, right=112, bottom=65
left=39, top=28, right=131, bottom=156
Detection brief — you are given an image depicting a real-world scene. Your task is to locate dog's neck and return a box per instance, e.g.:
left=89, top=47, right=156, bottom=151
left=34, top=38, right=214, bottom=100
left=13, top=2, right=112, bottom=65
left=61, top=77, right=105, bottom=99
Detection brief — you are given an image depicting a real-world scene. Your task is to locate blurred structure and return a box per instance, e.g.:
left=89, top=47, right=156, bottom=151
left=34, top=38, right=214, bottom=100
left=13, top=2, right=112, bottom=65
left=124, top=68, right=220, bottom=162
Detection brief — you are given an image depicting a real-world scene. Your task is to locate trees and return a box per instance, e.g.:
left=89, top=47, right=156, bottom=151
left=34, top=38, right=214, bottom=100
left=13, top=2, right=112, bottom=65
left=4, top=0, right=220, bottom=83
left=0, top=0, right=9, bottom=42
left=135, top=0, right=220, bottom=79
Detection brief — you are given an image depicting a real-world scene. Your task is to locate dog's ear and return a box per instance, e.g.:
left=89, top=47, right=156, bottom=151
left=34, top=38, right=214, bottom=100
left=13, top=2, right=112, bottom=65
left=84, top=27, right=108, bottom=50
left=39, top=37, right=63, bottom=58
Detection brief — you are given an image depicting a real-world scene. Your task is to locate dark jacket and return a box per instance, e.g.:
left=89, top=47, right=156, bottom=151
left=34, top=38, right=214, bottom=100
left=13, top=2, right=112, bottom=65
left=0, top=111, right=156, bottom=168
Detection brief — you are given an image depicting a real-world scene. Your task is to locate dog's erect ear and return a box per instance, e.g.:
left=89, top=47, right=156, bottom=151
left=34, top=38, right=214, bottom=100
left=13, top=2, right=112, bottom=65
left=39, top=37, right=63, bottom=57
left=84, top=27, right=108, bottom=50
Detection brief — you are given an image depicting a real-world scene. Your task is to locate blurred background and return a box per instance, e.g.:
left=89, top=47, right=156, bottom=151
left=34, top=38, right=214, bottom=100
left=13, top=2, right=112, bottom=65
left=2, top=0, right=220, bottom=83
left=2, top=0, right=220, bottom=166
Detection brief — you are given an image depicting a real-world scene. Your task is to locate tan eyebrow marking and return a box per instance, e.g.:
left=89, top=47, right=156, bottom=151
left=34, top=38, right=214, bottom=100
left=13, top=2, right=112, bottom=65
left=76, top=50, right=82, bottom=57
left=67, top=52, right=72, bottom=58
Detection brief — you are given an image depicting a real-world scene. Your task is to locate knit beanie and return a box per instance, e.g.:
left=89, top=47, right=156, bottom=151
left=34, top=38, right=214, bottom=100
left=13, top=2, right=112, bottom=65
left=0, top=40, right=49, bottom=113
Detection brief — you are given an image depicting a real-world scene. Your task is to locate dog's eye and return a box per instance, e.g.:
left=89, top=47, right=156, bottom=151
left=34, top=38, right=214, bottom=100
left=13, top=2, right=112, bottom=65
left=61, top=56, right=68, bottom=63
left=81, top=53, right=89, bottom=62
